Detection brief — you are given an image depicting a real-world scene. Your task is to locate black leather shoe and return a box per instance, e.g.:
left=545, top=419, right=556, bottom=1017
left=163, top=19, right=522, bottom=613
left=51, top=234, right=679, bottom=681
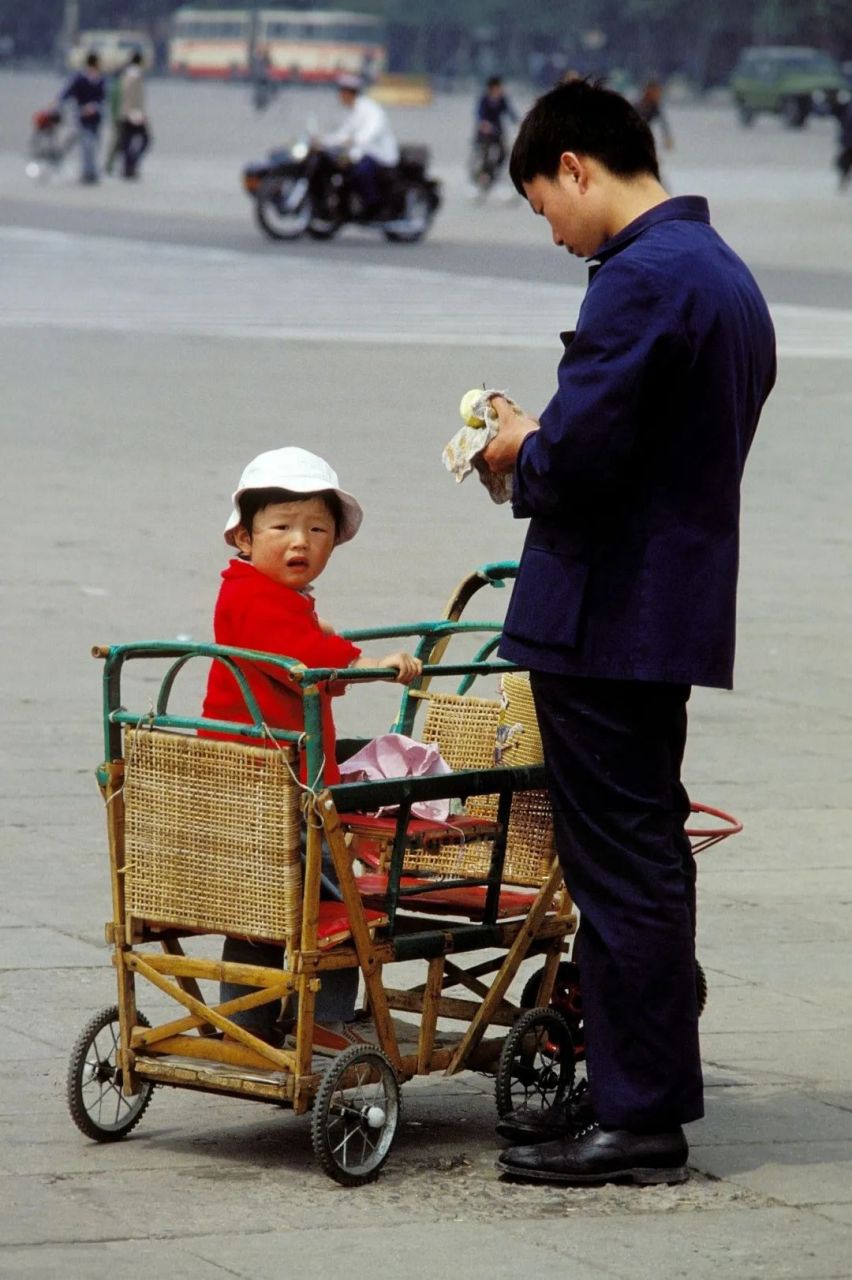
left=497, top=1123, right=689, bottom=1186
left=496, top=1079, right=595, bottom=1144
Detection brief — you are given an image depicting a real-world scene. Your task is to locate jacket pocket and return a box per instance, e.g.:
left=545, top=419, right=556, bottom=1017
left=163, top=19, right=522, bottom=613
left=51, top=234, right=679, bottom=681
left=503, top=548, right=590, bottom=649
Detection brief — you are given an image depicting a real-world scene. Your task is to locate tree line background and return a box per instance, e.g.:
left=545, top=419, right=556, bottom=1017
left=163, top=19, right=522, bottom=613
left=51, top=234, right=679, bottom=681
left=2, top=0, right=851, bottom=87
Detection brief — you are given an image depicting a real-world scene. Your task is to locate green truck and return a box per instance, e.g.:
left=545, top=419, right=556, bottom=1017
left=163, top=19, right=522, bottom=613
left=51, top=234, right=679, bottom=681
left=730, top=46, right=848, bottom=127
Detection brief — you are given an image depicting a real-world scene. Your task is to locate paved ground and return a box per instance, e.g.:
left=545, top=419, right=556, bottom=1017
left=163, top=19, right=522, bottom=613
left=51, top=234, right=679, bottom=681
left=0, top=70, right=850, bottom=1279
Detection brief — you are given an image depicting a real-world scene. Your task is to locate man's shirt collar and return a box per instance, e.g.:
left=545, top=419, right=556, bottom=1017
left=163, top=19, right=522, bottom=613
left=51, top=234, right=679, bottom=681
left=588, top=195, right=711, bottom=267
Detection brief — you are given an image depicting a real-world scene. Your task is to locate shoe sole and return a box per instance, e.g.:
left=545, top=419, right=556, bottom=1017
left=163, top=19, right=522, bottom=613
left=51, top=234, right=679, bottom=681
left=496, top=1123, right=574, bottom=1145
left=497, top=1160, right=689, bottom=1187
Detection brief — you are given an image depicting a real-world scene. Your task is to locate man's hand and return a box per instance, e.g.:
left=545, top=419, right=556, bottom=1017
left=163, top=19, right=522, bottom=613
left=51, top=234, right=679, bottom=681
left=481, top=396, right=539, bottom=475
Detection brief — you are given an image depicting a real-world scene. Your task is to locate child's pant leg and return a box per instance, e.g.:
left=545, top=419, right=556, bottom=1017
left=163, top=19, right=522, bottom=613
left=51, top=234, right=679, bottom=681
left=220, top=936, right=283, bottom=1036
left=219, top=836, right=359, bottom=1031
left=219, top=938, right=359, bottom=1030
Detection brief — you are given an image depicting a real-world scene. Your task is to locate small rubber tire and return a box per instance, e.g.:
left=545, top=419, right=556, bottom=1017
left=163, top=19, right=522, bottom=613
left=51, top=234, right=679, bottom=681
left=311, top=1045, right=401, bottom=1186
left=495, top=1006, right=576, bottom=1119
left=255, top=178, right=312, bottom=241
left=782, top=96, right=808, bottom=128
left=383, top=183, right=436, bottom=243
left=67, top=1006, right=153, bottom=1142
left=520, top=960, right=582, bottom=1023
left=306, top=216, right=343, bottom=240
left=736, top=99, right=755, bottom=127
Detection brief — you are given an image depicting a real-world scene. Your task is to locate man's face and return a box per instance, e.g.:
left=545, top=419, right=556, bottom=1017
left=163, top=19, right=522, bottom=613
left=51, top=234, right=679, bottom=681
left=338, top=88, right=358, bottom=109
left=523, top=165, right=608, bottom=259
left=234, top=497, right=336, bottom=591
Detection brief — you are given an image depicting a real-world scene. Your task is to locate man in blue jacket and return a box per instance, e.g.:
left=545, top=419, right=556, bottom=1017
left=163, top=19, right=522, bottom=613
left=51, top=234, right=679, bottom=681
left=58, top=52, right=105, bottom=183
left=484, top=79, right=776, bottom=1186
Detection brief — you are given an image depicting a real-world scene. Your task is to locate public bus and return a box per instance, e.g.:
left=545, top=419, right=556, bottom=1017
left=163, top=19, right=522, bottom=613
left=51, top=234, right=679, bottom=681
left=168, top=8, right=387, bottom=82
left=168, top=8, right=254, bottom=78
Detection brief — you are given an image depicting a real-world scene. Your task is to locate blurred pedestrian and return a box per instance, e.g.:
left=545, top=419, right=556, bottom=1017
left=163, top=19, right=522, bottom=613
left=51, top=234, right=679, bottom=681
left=57, top=52, right=105, bottom=184
left=117, top=51, right=150, bottom=180
left=834, top=93, right=852, bottom=191
left=104, top=59, right=130, bottom=176
left=251, top=43, right=275, bottom=112
left=636, top=79, right=674, bottom=151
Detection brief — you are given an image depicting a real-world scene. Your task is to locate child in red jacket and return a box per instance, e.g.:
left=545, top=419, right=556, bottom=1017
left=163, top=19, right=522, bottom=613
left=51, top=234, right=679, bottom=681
left=203, top=447, right=422, bottom=1052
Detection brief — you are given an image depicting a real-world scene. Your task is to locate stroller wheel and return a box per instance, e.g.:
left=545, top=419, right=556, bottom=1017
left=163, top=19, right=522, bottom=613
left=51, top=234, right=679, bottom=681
left=495, top=1007, right=576, bottom=1118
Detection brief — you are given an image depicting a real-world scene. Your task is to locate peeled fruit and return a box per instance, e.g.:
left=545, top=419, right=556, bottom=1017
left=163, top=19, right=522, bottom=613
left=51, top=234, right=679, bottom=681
left=459, top=388, right=486, bottom=428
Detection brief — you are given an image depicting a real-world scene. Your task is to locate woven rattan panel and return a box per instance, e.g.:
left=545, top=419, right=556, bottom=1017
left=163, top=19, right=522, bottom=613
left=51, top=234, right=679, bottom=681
left=122, top=729, right=302, bottom=941
left=416, top=689, right=555, bottom=886
left=497, top=672, right=544, bottom=766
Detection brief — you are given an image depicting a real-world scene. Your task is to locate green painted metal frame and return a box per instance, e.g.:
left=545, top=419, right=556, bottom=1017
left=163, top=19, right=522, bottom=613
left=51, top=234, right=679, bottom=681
left=95, top=562, right=537, bottom=929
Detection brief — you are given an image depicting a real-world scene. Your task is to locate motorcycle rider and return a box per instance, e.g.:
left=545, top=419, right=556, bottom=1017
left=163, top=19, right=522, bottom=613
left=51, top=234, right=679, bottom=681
left=321, top=73, right=399, bottom=217
left=473, top=75, right=518, bottom=187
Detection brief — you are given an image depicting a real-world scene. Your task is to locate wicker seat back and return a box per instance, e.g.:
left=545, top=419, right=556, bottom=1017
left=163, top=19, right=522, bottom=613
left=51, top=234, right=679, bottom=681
left=416, top=681, right=556, bottom=887
left=122, top=729, right=303, bottom=942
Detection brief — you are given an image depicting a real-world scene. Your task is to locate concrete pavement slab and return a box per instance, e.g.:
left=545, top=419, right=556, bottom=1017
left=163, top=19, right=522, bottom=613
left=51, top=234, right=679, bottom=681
left=692, top=1138, right=852, bottom=1206
left=0, top=1240, right=240, bottom=1280
left=1, top=76, right=850, bottom=1267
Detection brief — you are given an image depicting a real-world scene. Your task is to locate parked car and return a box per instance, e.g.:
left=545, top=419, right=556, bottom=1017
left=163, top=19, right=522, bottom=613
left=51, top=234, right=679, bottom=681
left=730, top=46, right=847, bottom=127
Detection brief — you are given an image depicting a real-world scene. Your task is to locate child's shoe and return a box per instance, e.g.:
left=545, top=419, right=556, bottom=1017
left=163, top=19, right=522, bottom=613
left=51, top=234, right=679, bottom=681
left=288, top=1019, right=378, bottom=1056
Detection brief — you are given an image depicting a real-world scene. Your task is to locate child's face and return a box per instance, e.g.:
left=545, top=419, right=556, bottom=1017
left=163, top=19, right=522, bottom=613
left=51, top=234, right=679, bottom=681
left=234, top=497, right=336, bottom=591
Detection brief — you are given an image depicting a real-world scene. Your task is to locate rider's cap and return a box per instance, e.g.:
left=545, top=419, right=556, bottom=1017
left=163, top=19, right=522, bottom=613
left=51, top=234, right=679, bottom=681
left=337, top=72, right=363, bottom=92
left=224, top=447, right=364, bottom=546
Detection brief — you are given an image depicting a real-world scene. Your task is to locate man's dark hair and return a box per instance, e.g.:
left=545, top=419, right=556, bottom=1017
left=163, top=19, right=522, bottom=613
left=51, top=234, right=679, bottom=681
left=85, top=52, right=100, bottom=69
left=487, top=75, right=503, bottom=89
left=238, top=486, right=342, bottom=537
left=509, top=78, right=660, bottom=195
left=130, top=50, right=143, bottom=66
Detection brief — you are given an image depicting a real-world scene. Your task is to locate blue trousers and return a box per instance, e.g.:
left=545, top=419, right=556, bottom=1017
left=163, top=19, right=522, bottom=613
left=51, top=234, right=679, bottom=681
left=352, top=156, right=383, bottom=211
left=78, top=125, right=100, bottom=181
left=530, top=672, right=703, bottom=1132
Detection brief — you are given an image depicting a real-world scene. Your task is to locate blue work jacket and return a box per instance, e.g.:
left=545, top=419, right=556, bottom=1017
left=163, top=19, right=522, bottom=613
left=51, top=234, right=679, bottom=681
left=499, top=196, right=776, bottom=689
left=60, top=71, right=105, bottom=130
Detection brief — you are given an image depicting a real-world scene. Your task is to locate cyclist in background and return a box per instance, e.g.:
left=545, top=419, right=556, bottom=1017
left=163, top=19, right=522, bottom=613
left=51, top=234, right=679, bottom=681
left=472, top=75, right=518, bottom=191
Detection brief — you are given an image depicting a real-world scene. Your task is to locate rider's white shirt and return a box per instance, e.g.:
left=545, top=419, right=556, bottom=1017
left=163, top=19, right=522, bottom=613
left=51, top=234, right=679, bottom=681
left=324, top=95, right=400, bottom=166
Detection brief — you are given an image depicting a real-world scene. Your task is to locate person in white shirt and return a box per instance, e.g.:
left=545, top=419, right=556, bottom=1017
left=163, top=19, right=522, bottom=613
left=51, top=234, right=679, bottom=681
left=322, top=73, right=399, bottom=215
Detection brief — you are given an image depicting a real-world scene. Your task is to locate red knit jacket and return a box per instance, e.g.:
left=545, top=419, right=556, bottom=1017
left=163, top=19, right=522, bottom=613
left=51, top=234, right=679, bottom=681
left=201, top=559, right=361, bottom=784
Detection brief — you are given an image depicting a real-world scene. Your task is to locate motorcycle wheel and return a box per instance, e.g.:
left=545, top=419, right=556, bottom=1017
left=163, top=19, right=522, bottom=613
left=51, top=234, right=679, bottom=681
left=383, top=183, right=436, bottom=244
left=255, top=176, right=312, bottom=241
left=307, top=213, right=343, bottom=240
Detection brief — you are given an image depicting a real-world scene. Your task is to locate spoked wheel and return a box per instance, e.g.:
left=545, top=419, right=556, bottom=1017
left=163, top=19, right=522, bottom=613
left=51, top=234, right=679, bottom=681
left=67, top=1006, right=153, bottom=1142
left=468, top=140, right=502, bottom=191
left=495, top=1007, right=576, bottom=1119
left=311, top=1045, right=401, bottom=1186
left=255, top=176, right=313, bottom=240
left=383, top=184, right=436, bottom=243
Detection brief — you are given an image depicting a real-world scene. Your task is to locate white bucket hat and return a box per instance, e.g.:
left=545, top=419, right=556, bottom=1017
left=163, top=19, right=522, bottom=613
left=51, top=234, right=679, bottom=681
left=224, top=447, right=364, bottom=546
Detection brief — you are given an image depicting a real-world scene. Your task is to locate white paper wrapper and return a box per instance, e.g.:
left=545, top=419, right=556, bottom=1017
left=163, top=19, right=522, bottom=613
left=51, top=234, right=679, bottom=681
left=442, top=388, right=520, bottom=505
